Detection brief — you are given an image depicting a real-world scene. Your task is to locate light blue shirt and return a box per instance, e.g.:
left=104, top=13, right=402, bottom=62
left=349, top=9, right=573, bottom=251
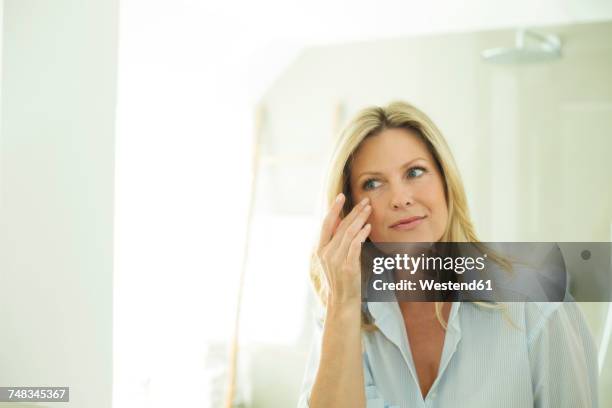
left=297, top=301, right=598, bottom=407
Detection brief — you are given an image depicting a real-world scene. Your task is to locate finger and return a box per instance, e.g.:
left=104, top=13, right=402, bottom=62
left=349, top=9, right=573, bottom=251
left=337, top=204, right=372, bottom=256
left=318, top=193, right=345, bottom=251
left=330, top=215, right=341, bottom=237
left=332, top=196, right=370, bottom=243
left=346, top=223, right=372, bottom=266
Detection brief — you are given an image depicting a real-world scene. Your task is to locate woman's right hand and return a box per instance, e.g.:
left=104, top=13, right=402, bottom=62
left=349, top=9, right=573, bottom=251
left=316, top=193, right=372, bottom=307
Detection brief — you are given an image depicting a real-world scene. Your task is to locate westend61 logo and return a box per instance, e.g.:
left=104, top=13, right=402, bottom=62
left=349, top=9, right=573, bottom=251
left=372, top=253, right=488, bottom=275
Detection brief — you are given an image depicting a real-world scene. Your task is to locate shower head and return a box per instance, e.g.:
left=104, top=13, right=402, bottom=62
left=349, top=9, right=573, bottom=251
left=481, top=29, right=562, bottom=64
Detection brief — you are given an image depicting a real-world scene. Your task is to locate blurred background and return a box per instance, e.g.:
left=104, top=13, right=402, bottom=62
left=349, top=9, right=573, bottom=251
left=0, top=0, right=611, bottom=407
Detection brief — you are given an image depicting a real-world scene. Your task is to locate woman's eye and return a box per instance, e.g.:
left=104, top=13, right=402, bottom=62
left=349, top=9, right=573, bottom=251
left=363, top=179, right=382, bottom=190
left=407, top=167, right=426, bottom=178
left=362, top=168, right=425, bottom=190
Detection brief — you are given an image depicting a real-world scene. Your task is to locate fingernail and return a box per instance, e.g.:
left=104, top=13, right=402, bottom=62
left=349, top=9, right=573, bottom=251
left=336, top=193, right=345, bottom=203
left=360, top=197, right=369, bottom=206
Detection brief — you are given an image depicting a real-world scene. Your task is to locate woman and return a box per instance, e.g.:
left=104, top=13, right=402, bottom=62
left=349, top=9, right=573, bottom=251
left=298, top=101, right=598, bottom=407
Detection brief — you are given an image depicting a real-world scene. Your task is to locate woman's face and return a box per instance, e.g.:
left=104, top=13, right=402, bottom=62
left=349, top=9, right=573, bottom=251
left=349, top=127, right=449, bottom=243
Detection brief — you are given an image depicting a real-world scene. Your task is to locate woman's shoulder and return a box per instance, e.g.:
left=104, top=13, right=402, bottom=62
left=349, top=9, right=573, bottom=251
left=523, top=301, right=564, bottom=319
left=515, top=302, right=590, bottom=345
left=462, top=301, right=587, bottom=338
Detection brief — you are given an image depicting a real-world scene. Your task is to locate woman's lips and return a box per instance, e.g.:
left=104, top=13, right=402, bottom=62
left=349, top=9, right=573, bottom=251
left=391, top=217, right=426, bottom=231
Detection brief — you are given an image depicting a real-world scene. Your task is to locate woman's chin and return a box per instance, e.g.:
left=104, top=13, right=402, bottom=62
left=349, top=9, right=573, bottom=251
left=370, top=230, right=435, bottom=252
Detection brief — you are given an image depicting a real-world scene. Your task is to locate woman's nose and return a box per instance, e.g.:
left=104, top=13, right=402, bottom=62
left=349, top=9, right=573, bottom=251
left=390, top=184, right=414, bottom=209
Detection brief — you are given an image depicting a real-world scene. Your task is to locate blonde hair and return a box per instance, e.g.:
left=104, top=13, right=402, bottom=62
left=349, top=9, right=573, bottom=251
left=310, top=101, right=511, bottom=330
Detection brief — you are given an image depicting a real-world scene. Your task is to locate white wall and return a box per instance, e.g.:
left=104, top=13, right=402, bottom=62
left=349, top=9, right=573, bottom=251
left=0, top=1, right=118, bottom=407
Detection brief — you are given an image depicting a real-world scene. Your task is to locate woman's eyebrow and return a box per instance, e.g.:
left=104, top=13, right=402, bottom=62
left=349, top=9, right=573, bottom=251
left=356, top=157, right=427, bottom=178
